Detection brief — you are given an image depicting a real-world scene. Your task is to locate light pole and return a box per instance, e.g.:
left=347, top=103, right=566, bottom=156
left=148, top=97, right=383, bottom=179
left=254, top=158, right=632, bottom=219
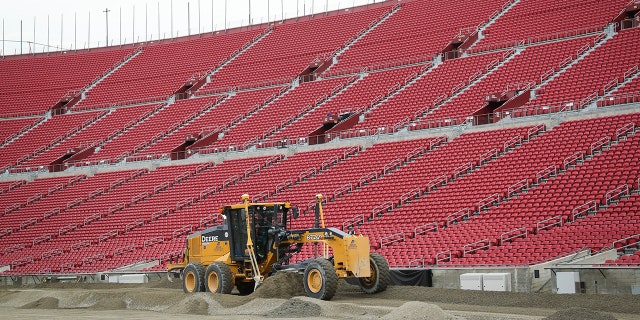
left=104, top=8, right=110, bottom=46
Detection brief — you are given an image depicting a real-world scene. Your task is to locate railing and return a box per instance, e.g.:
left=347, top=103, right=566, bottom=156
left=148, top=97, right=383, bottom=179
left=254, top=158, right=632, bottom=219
left=154, top=181, right=171, bottom=194
left=83, top=253, right=106, bottom=265
left=563, top=151, right=585, bottom=169
left=321, top=156, right=340, bottom=170
left=447, top=208, right=471, bottom=226
left=32, top=233, right=52, bottom=246
left=57, top=223, right=78, bottom=239
left=88, top=187, right=105, bottom=199
left=132, top=192, right=148, bottom=204
left=144, top=236, right=165, bottom=247
left=0, top=227, right=13, bottom=238
left=4, top=203, right=21, bottom=215
left=470, top=25, right=607, bottom=54
left=408, top=258, right=426, bottom=268
left=507, top=179, right=529, bottom=197
left=612, top=234, right=640, bottom=251
left=414, top=222, right=438, bottom=237
left=435, top=250, right=452, bottom=264
left=252, top=191, right=269, bottom=202
left=275, top=179, right=293, bottom=194
left=11, top=256, right=34, bottom=268
left=98, top=229, right=119, bottom=242
left=380, top=232, right=405, bottom=247
left=615, top=122, right=635, bottom=140
left=175, top=171, right=191, bottom=183
left=358, top=171, right=378, bottom=187
left=27, top=192, right=42, bottom=205
left=535, top=165, right=557, bottom=183
left=42, top=248, right=64, bottom=260
left=333, top=183, right=353, bottom=199
left=537, top=215, right=563, bottom=232
left=400, top=187, right=421, bottom=205
left=114, top=244, right=138, bottom=256
left=0, top=110, right=47, bottom=120
left=453, top=162, right=474, bottom=178
left=426, top=174, right=448, bottom=193
left=325, top=54, right=433, bottom=78
left=299, top=168, right=316, bottom=181
left=5, top=244, right=26, bottom=254
left=371, top=201, right=394, bottom=220
left=176, top=197, right=194, bottom=210
left=343, top=214, right=365, bottom=231
left=590, top=136, right=611, bottom=155
left=500, top=227, right=528, bottom=245
left=222, top=175, right=239, bottom=189
left=71, top=240, right=91, bottom=251
left=478, top=193, right=500, bottom=211
left=494, top=100, right=582, bottom=120
left=462, top=239, right=491, bottom=256
left=124, top=219, right=145, bottom=232
left=151, top=208, right=170, bottom=221
left=480, top=148, right=499, bottom=165
left=172, top=225, right=192, bottom=238
left=20, top=217, right=38, bottom=230
left=572, top=200, right=597, bottom=221
left=599, top=91, right=640, bottom=107
left=108, top=202, right=126, bottom=214
left=503, top=135, right=522, bottom=150
left=605, top=184, right=630, bottom=205
left=383, top=158, right=402, bottom=174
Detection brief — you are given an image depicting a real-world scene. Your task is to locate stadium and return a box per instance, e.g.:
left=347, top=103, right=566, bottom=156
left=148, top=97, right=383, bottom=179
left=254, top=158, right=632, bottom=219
left=1, top=0, right=639, bottom=318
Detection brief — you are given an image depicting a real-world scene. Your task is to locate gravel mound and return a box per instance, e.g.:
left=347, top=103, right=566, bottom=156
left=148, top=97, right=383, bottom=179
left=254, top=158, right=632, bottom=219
left=382, top=301, right=453, bottom=320
left=253, top=272, right=305, bottom=299
left=19, top=297, right=59, bottom=309
left=165, top=294, right=216, bottom=315
left=266, top=297, right=322, bottom=318
left=544, top=307, right=617, bottom=320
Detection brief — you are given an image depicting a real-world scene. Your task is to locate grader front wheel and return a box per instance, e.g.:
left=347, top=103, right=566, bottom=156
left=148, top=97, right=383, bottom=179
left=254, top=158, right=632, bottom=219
left=182, top=263, right=205, bottom=293
left=205, top=262, right=233, bottom=294
left=303, top=258, right=338, bottom=300
left=358, top=253, right=390, bottom=294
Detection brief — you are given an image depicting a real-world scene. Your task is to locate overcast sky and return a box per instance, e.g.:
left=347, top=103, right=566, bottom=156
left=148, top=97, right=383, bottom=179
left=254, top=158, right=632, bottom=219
left=0, top=0, right=381, bottom=56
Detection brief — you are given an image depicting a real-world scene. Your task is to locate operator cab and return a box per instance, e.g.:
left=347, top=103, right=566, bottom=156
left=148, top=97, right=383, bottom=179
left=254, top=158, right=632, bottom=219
left=222, top=202, right=294, bottom=262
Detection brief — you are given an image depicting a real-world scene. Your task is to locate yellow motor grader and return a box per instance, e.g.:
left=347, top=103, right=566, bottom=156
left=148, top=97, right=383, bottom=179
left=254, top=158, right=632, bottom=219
left=168, top=194, right=389, bottom=300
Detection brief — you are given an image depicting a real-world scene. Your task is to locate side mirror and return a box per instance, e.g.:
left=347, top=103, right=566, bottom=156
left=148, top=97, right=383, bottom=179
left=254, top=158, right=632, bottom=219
left=292, top=207, right=300, bottom=219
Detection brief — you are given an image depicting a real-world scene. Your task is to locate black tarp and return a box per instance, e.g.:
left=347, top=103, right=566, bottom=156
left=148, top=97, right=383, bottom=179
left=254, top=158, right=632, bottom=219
left=346, top=269, right=432, bottom=287
left=389, top=269, right=432, bottom=287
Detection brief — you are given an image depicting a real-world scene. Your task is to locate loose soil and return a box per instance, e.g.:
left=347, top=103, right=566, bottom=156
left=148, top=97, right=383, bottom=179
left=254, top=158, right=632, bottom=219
left=0, top=277, right=638, bottom=320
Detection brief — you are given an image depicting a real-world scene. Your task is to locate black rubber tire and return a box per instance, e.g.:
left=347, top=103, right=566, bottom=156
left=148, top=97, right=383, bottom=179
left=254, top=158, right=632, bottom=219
left=182, top=263, right=205, bottom=293
left=303, top=258, right=338, bottom=300
left=358, top=253, right=390, bottom=294
left=205, top=262, right=234, bottom=294
left=236, top=281, right=255, bottom=295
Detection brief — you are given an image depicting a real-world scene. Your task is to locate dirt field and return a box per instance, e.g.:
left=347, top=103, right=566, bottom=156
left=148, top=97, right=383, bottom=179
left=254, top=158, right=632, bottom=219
left=1, top=273, right=639, bottom=320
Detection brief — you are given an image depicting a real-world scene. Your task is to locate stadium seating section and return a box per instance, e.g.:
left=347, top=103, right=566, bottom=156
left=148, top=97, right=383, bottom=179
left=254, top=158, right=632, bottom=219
left=1, top=0, right=639, bottom=274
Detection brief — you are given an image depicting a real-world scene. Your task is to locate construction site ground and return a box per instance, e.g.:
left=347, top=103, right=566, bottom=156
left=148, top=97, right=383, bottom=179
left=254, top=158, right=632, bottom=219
left=1, top=272, right=638, bottom=320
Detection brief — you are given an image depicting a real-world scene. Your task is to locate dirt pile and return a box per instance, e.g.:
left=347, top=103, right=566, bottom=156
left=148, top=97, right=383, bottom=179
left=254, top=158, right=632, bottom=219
left=165, top=293, right=221, bottom=315
left=543, top=307, right=617, bottom=320
left=382, top=301, right=455, bottom=320
left=266, top=297, right=322, bottom=318
left=253, top=272, right=306, bottom=299
left=19, top=297, right=59, bottom=309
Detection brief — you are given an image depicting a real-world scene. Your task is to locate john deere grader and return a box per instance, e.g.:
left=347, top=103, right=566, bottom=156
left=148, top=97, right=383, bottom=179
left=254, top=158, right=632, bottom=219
left=168, top=194, right=389, bottom=300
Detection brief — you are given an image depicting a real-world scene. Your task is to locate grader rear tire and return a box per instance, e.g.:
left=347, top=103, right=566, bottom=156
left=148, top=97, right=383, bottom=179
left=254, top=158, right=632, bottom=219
left=205, top=262, right=233, bottom=294
left=182, top=263, right=205, bottom=293
left=303, top=258, right=338, bottom=300
left=357, top=253, right=390, bottom=294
